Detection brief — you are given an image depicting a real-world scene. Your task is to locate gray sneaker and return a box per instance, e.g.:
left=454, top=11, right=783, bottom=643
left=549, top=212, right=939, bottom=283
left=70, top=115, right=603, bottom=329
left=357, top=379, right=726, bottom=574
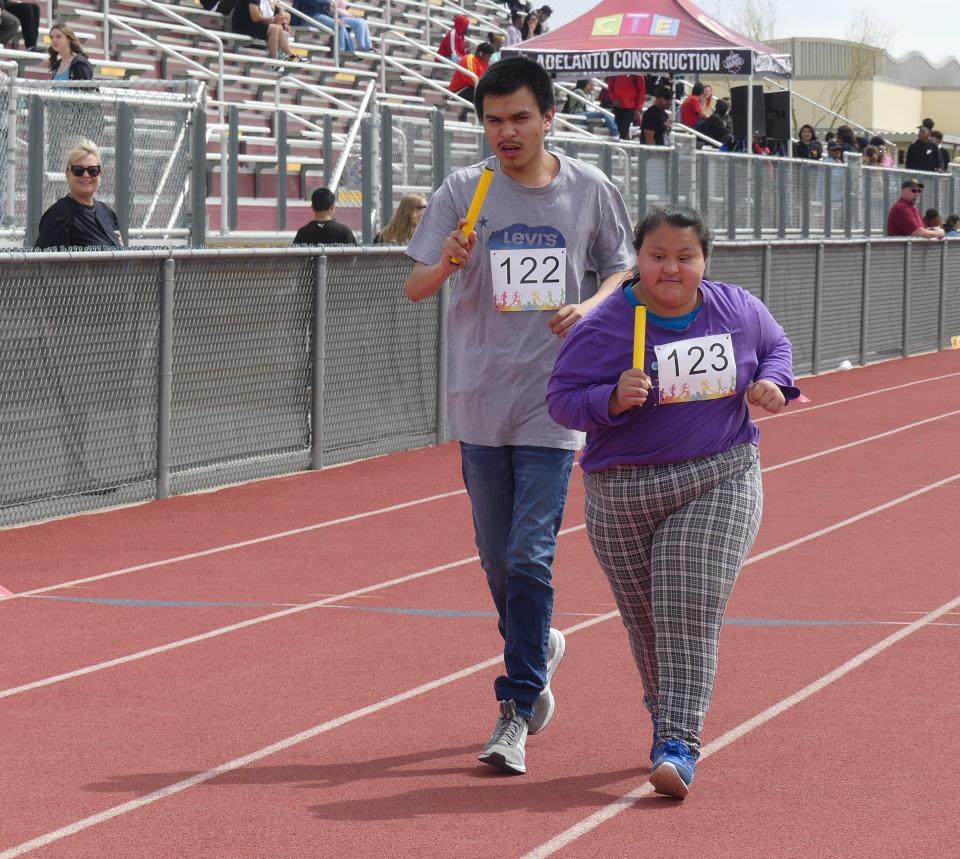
left=478, top=699, right=528, bottom=774
left=527, top=628, right=566, bottom=735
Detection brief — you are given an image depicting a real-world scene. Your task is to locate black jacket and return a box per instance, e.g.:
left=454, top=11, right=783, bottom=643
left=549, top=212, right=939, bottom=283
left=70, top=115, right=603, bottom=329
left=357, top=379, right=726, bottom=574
left=50, top=54, right=94, bottom=80
left=35, top=196, right=122, bottom=250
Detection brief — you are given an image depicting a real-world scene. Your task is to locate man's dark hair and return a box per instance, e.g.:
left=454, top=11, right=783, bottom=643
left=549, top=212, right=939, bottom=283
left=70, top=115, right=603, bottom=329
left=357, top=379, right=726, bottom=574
left=633, top=205, right=712, bottom=258
left=655, top=87, right=672, bottom=100
left=474, top=56, right=554, bottom=119
left=475, top=41, right=495, bottom=60
left=869, top=135, right=885, bottom=147
left=931, top=129, right=943, bottom=142
left=714, top=98, right=728, bottom=117
left=311, top=187, right=336, bottom=212
left=538, top=4, right=552, bottom=15
left=691, top=81, right=705, bottom=96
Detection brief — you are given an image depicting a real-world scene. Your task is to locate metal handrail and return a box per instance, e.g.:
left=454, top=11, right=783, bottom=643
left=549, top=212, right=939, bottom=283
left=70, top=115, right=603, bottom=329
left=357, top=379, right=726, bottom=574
left=674, top=122, right=722, bottom=149
left=329, top=79, right=376, bottom=191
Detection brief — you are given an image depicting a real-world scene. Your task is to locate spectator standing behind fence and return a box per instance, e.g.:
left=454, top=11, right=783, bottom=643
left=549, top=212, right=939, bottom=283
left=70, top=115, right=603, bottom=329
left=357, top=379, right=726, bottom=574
left=562, top=79, right=617, bottom=137
left=641, top=87, right=672, bottom=146
left=869, top=135, right=894, bottom=166
left=929, top=130, right=950, bottom=173
left=607, top=74, right=645, bottom=141
left=923, top=208, right=942, bottom=229
left=438, top=14, right=469, bottom=62
left=36, top=140, right=122, bottom=250
left=905, top=123, right=940, bottom=173
left=2, top=0, right=39, bottom=51
left=449, top=42, right=493, bottom=121
left=292, top=187, right=356, bottom=245
left=793, top=124, right=821, bottom=160
left=944, top=214, right=959, bottom=237
left=678, top=82, right=704, bottom=130
left=234, top=0, right=307, bottom=70
left=886, top=179, right=945, bottom=239
left=47, top=24, right=93, bottom=80
left=373, top=193, right=427, bottom=244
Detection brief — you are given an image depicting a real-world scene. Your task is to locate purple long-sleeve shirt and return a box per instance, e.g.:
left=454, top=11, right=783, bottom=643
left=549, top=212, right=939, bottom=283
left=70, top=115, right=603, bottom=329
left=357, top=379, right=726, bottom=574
left=547, top=280, right=801, bottom=472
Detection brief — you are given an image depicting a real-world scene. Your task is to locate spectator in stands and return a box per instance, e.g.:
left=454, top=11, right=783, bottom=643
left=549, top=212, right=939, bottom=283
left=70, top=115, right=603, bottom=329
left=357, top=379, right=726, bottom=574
left=923, top=208, right=942, bottom=229
left=824, top=131, right=835, bottom=146
left=335, top=0, right=372, bottom=52
left=905, top=124, right=940, bottom=173
left=607, top=74, right=645, bottom=141
left=793, top=124, right=821, bottom=159
left=696, top=98, right=732, bottom=149
left=678, top=82, right=705, bottom=130
left=869, top=135, right=895, bottom=166
left=929, top=129, right=950, bottom=172
left=886, top=179, right=945, bottom=239
left=562, top=79, right=617, bottom=137
left=486, top=31, right=505, bottom=62
left=449, top=41, right=494, bottom=121
left=292, top=187, right=356, bottom=245
left=234, top=0, right=307, bottom=70
left=3, top=0, right=40, bottom=51
left=835, top=125, right=856, bottom=152
left=36, top=140, right=122, bottom=250
left=0, top=7, right=17, bottom=47
left=438, top=14, right=469, bottom=62
left=824, top=140, right=844, bottom=163
left=752, top=132, right=771, bottom=156
left=47, top=23, right=93, bottom=80
left=944, top=214, right=959, bottom=237
left=863, top=144, right=881, bottom=166
left=536, top=5, right=552, bottom=32
left=501, top=0, right=531, bottom=15
left=504, top=12, right=522, bottom=46
left=293, top=0, right=350, bottom=53
left=701, top=83, right=715, bottom=117
left=640, top=87, right=672, bottom=147
left=520, top=10, right=540, bottom=40
left=373, top=193, right=427, bottom=244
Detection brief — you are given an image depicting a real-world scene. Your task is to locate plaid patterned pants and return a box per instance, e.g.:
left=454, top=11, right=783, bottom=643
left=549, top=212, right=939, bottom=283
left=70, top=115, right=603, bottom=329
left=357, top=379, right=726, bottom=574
left=584, top=443, right=763, bottom=756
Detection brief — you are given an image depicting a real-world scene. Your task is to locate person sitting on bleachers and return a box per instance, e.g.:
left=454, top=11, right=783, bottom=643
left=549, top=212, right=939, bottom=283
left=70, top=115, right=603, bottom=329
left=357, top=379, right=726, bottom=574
left=292, top=0, right=351, bottom=54
left=562, top=79, right=617, bottom=137
left=695, top=98, right=732, bottom=150
left=2, top=0, right=40, bottom=51
left=438, top=14, right=469, bottom=63
left=47, top=23, right=93, bottom=80
left=233, top=0, right=308, bottom=70
left=449, top=41, right=493, bottom=121
left=334, top=0, right=371, bottom=52
left=0, top=4, right=19, bottom=50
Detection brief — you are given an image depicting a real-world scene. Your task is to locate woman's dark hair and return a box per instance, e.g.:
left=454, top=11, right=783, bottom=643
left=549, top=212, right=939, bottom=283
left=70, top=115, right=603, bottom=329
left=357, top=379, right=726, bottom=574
left=799, top=123, right=817, bottom=140
left=837, top=125, right=855, bottom=145
left=869, top=135, right=885, bottom=147
left=475, top=56, right=554, bottom=119
left=632, top=206, right=712, bottom=258
left=945, top=214, right=960, bottom=230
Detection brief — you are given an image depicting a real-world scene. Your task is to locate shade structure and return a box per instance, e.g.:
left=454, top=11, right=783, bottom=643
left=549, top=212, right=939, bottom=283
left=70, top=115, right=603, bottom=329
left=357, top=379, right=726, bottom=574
left=502, top=0, right=792, bottom=80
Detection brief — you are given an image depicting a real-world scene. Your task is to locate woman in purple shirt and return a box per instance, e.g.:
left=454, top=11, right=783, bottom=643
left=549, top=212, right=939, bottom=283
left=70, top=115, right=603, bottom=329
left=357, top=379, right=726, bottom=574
left=547, top=206, right=800, bottom=799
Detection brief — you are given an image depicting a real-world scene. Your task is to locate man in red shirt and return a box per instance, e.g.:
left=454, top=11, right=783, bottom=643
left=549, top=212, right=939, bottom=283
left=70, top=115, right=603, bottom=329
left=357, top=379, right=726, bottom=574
left=449, top=42, right=494, bottom=120
left=886, top=179, right=945, bottom=239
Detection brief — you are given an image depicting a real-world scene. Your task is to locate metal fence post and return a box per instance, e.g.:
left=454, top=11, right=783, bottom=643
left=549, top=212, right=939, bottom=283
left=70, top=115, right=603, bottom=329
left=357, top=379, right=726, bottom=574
left=824, top=168, right=833, bottom=238
left=697, top=153, right=709, bottom=217
left=361, top=117, right=374, bottom=243
left=881, top=170, right=891, bottom=224
left=277, top=109, right=287, bottom=231
left=600, top=145, right=612, bottom=181
left=436, top=282, right=449, bottom=444
left=669, top=147, right=680, bottom=205
left=863, top=168, right=872, bottom=236
left=227, top=105, right=239, bottom=233
left=380, top=105, right=394, bottom=225
left=432, top=109, right=446, bottom=192
left=860, top=241, right=870, bottom=366
left=323, top=114, right=333, bottom=187
left=762, top=243, right=771, bottom=306
left=752, top=157, right=762, bottom=240
left=843, top=164, right=853, bottom=238
left=25, top=96, right=45, bottom=248
left=115, top=102, right=133, bottom=247
left=902, top=242, right=911, bottom=357
left=189, top=105, right=207, bottom=247
left=800, top=163, right=810, bottom=238
left=812, top=243, right=823, bottom=374
left=157, top=258, right=175, bottom=499
left=637, top=148, right=648, bottom=221
left=938, top=240, right=947, bottom=350
left=726, top=157, right=736, bottom=240
left=777, top=159, right=787, bottom=239
left=310, top=254, right=327, bottom=470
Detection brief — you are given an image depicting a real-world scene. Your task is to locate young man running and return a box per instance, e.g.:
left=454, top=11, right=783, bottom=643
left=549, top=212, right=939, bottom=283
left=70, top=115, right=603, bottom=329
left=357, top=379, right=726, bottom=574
left=404, top=56, right=633, bottom=774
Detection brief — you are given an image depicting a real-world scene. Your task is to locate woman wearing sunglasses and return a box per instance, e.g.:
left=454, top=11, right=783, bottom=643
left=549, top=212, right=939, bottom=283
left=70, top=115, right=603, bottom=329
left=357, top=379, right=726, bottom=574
left=35, top=140, right=122, bottom=250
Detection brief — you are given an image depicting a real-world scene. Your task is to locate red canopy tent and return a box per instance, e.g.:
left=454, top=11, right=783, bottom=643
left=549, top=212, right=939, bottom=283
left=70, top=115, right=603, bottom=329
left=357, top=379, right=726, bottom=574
left=501, top=0, right=791, bottom=79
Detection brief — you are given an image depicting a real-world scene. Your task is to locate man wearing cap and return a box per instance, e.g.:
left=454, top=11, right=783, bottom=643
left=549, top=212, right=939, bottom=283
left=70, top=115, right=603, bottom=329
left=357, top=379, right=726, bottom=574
left=905, top=123, right=940, bottom=173
left=887, top=179, right=945, bottom=239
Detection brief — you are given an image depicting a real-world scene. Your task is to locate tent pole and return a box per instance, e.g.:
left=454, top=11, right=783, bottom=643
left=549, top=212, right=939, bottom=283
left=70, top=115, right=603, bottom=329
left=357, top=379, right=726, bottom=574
left=787, top=77, right=794, bottom=151
left=747, top=67, right=754, bottom=154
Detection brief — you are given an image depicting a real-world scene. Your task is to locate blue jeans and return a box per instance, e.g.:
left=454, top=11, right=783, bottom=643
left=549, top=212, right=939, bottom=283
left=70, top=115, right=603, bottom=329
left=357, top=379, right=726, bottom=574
left=300, top=13, right=352, bottom=52
left=460, top=443, right=575, bottom=719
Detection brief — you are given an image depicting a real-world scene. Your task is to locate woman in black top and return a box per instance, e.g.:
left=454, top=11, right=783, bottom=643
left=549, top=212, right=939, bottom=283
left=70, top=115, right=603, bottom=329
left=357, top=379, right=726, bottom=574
left=36, top=140, right=122, bottom=250
left=792, top=124, right=821, bottom=159
left=47, top=23, right=94, bottom=79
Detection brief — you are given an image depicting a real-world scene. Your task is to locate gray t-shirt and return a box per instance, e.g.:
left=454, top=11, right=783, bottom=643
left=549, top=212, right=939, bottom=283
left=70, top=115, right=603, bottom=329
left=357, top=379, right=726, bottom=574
left=406, top=151, right=633, bottom=450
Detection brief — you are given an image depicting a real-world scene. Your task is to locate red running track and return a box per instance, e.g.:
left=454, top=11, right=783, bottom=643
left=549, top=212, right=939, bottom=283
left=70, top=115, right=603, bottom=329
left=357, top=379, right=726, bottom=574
left=1, top=350, right=958, bottom=858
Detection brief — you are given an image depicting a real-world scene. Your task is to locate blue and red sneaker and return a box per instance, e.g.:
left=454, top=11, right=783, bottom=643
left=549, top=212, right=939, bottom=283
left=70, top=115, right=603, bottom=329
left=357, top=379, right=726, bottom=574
left=650, top=739, right=696, bottom=799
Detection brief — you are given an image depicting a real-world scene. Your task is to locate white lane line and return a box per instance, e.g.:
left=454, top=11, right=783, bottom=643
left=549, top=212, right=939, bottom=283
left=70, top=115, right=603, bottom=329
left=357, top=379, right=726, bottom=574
left=762, top=409, right=960, bottom=473
left=755, top=370, right=960, bottom=422
left=1, top=489, right=468, bottom=602
left=4, top=399, right=955, bottom=606
left=521, top=589, right=960, bottom=859
left=0, top=610, right=618, bottom=859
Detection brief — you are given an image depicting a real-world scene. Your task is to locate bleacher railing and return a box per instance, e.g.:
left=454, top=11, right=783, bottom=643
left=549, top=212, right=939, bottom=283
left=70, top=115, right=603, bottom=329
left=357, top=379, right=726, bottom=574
left=2, top=239, right=957, bottom=527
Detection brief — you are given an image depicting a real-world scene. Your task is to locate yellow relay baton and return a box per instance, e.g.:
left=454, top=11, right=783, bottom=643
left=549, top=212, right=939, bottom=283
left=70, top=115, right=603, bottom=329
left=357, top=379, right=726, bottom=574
left=633, top=305, right=647, bottom=371
left=451, top=161, right=495, bottom=265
